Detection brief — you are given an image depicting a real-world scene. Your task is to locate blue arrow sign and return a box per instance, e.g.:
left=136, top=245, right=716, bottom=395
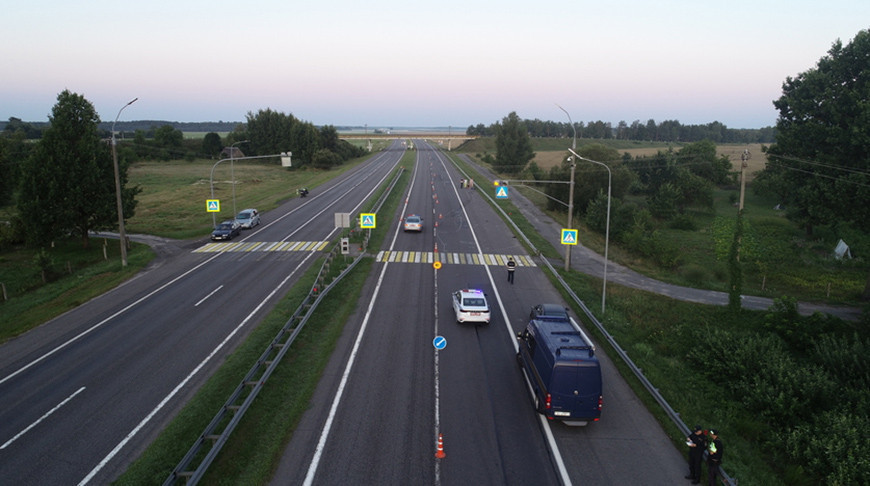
left=433, top=335, right=447, bottom=350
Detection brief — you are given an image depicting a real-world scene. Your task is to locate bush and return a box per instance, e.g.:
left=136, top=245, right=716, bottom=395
left=786, top=409, right=870, bottom=485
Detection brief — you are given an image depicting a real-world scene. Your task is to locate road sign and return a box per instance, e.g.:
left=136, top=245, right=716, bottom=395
left=433, top=336, right=447, bottom=350
left=495, top=186, right=508, bottom=199
left=360, top=213, right=376, bottom=229
left=206, top=199, right=220, bottom=212
left=561, top=229, right=578, bottom=245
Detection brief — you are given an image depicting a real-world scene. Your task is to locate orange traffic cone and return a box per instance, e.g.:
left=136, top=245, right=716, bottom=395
left=435, top=433, right=445, bottom=459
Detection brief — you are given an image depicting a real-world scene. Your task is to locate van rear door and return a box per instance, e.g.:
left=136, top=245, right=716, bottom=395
left=549, top=361, right=602, bottom=423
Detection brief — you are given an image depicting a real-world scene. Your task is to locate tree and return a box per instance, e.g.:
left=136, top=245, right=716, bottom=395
left=201, top=132, right=223, bottom=158
left=762, top=29, right=870, bottom=235
left=17, top=90, right=139, bottom=248
left=494, top=112, right=534, bottom=174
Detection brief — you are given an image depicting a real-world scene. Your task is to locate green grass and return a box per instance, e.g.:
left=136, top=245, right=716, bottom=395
left=126, top=154, right=375, bottom=239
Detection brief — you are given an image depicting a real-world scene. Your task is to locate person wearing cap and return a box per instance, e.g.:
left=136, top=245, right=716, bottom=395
left=706, top=429, right=724, bottom=486
left=506, top=257, right=516, bottom=284
left=685, top=425, right=706, bottom=484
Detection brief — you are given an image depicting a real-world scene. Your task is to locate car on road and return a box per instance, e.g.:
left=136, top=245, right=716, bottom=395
left=235, top=208, right=260, bottom=229
left=211, top=220, right=241, bottom=241
left=529, top=303, right=571, bottom=322
left=452, top=289, right=490, bottom=324
left=403, top=214, right=423, bottom=232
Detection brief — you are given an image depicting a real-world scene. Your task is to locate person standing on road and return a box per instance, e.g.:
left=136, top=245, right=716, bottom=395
left=685, top=425, right=706, bottom=484
left=706, top=429, right=724, bottom=486
left=507, top=257, right=516, bottom=284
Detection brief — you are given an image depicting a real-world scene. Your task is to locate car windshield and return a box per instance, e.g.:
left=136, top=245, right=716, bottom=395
left=463, top=298, right=486, bottom=307
left=237, top=213, right=250, bottom=220
left=218, top=223, right=232, bottom=229
left=407, top=217, right=420, bottom=223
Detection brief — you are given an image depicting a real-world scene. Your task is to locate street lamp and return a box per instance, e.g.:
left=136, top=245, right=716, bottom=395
left=556, top=104, right=577, bottom=271
left=112, top=97, right=137, bottom=267
left=229, top=140, right=249, bottom=217
left=568, top=148, right=611, bottom=315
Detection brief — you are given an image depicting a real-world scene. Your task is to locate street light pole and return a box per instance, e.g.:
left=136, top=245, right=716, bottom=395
left=229, top=140, right=249, bottom=217
left=111, top=97, right=137, bottom=267
left=569, top=149, right=611, bottom=315
left=556, top=104, right=577, bottom=271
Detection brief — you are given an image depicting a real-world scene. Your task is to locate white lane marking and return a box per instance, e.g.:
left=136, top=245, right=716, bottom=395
left=1, top=386, right=86, bottom=450
left=195, top=285, right=223, bottom=307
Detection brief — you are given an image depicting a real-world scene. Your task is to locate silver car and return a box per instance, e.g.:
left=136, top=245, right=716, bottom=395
left=235, top=208, right=260, bottom=229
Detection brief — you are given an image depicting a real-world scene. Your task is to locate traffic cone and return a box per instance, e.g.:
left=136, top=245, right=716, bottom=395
left=435, top=433, right=445, bottom=459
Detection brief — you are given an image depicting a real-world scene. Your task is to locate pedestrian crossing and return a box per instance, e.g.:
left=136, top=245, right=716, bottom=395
left=375, top=251, right=536, bottom=267
left=192, top=241, right=536, bottom=267
left=193, top=241, right=330, bottom=253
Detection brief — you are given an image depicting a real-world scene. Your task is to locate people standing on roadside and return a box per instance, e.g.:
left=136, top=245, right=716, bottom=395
left=685, top=425, right=706, bottom=484
left=706, top=429, right=724, bottom=486
left=507, top=257, right=516, bottom=284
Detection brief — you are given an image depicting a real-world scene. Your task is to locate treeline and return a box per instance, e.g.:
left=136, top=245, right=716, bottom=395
left=0, top=119, right=242, bottom=137
left=467, top=118, right=775, bottom=143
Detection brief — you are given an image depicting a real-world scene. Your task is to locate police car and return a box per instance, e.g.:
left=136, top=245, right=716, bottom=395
left=452, top=289, right=490, bottom=324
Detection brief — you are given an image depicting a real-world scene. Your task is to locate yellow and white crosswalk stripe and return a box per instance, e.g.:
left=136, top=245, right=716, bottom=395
left=193, top=241, right=330, bottom=253
left=374, top=251, right=535, bottom=267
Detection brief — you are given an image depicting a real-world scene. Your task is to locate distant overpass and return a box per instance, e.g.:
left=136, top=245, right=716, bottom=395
left=338, top=133, right=477, bottom=141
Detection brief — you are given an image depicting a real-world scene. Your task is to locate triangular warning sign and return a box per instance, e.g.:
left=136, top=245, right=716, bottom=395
left=563, top=232, right=576, bottom=243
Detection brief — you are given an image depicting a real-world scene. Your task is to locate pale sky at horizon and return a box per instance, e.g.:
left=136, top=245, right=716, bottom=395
left=3, top=1, right=868, bottom=129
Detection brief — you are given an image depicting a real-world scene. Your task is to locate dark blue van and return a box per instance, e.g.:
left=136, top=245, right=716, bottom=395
left=516, top=317, right=602, bottom=425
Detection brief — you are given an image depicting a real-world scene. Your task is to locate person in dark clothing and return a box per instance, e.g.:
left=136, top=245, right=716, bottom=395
left=706, top=429, right=724, bottom=486
left=506, top=257, right=516, bottom=284
left=685, top=424, right=706, bottom=484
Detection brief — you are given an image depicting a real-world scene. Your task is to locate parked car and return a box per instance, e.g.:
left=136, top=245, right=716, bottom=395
left=235, top=208, right=260, bottom=229
left=211, top=220, right=241, bottom=241
left=452, top=289, right=490, bottom=324
left=403, top=214, right=423, bottom=232
left=529, top=303, right=571, bottom=322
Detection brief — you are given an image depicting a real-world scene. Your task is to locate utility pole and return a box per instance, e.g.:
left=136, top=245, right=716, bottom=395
left=739, top=149, right=750, bottom=211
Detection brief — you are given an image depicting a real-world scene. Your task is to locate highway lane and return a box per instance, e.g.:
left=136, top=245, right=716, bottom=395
left=0, top=142, right=405, bottom=484
left=272, top=141, right=688, bottom=485
left=273, top=143, right=559, bottom=485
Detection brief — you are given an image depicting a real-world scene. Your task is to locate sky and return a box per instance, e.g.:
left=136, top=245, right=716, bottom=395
left=3, top=1, right=868, bottom=129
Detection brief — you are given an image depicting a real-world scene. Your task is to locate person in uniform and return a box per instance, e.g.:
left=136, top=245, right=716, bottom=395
left=685, top=424, right=706, bottom=484
left=507, top=257, right=516, bottom=284
left=706, top=429, right=724, bottom=486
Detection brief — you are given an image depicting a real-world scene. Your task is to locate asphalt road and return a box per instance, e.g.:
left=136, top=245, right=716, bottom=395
left=0, top=142, right=404, bottom=484
left=269, top=142, right=687, bottom=485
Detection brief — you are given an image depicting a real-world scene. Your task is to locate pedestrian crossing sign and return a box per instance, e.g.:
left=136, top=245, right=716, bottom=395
left=206, top=199, right=220, bottom=212
left=495, top=186, right=508, bottom=199
left=360, top=213, right=376, bottom=229
left=561, top=229, right=578, bottom=245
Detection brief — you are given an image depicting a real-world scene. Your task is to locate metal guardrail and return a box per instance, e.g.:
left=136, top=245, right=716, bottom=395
left=450, top=153, right=736, bottom=485
left=164, top=166, right=405, bottom=485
